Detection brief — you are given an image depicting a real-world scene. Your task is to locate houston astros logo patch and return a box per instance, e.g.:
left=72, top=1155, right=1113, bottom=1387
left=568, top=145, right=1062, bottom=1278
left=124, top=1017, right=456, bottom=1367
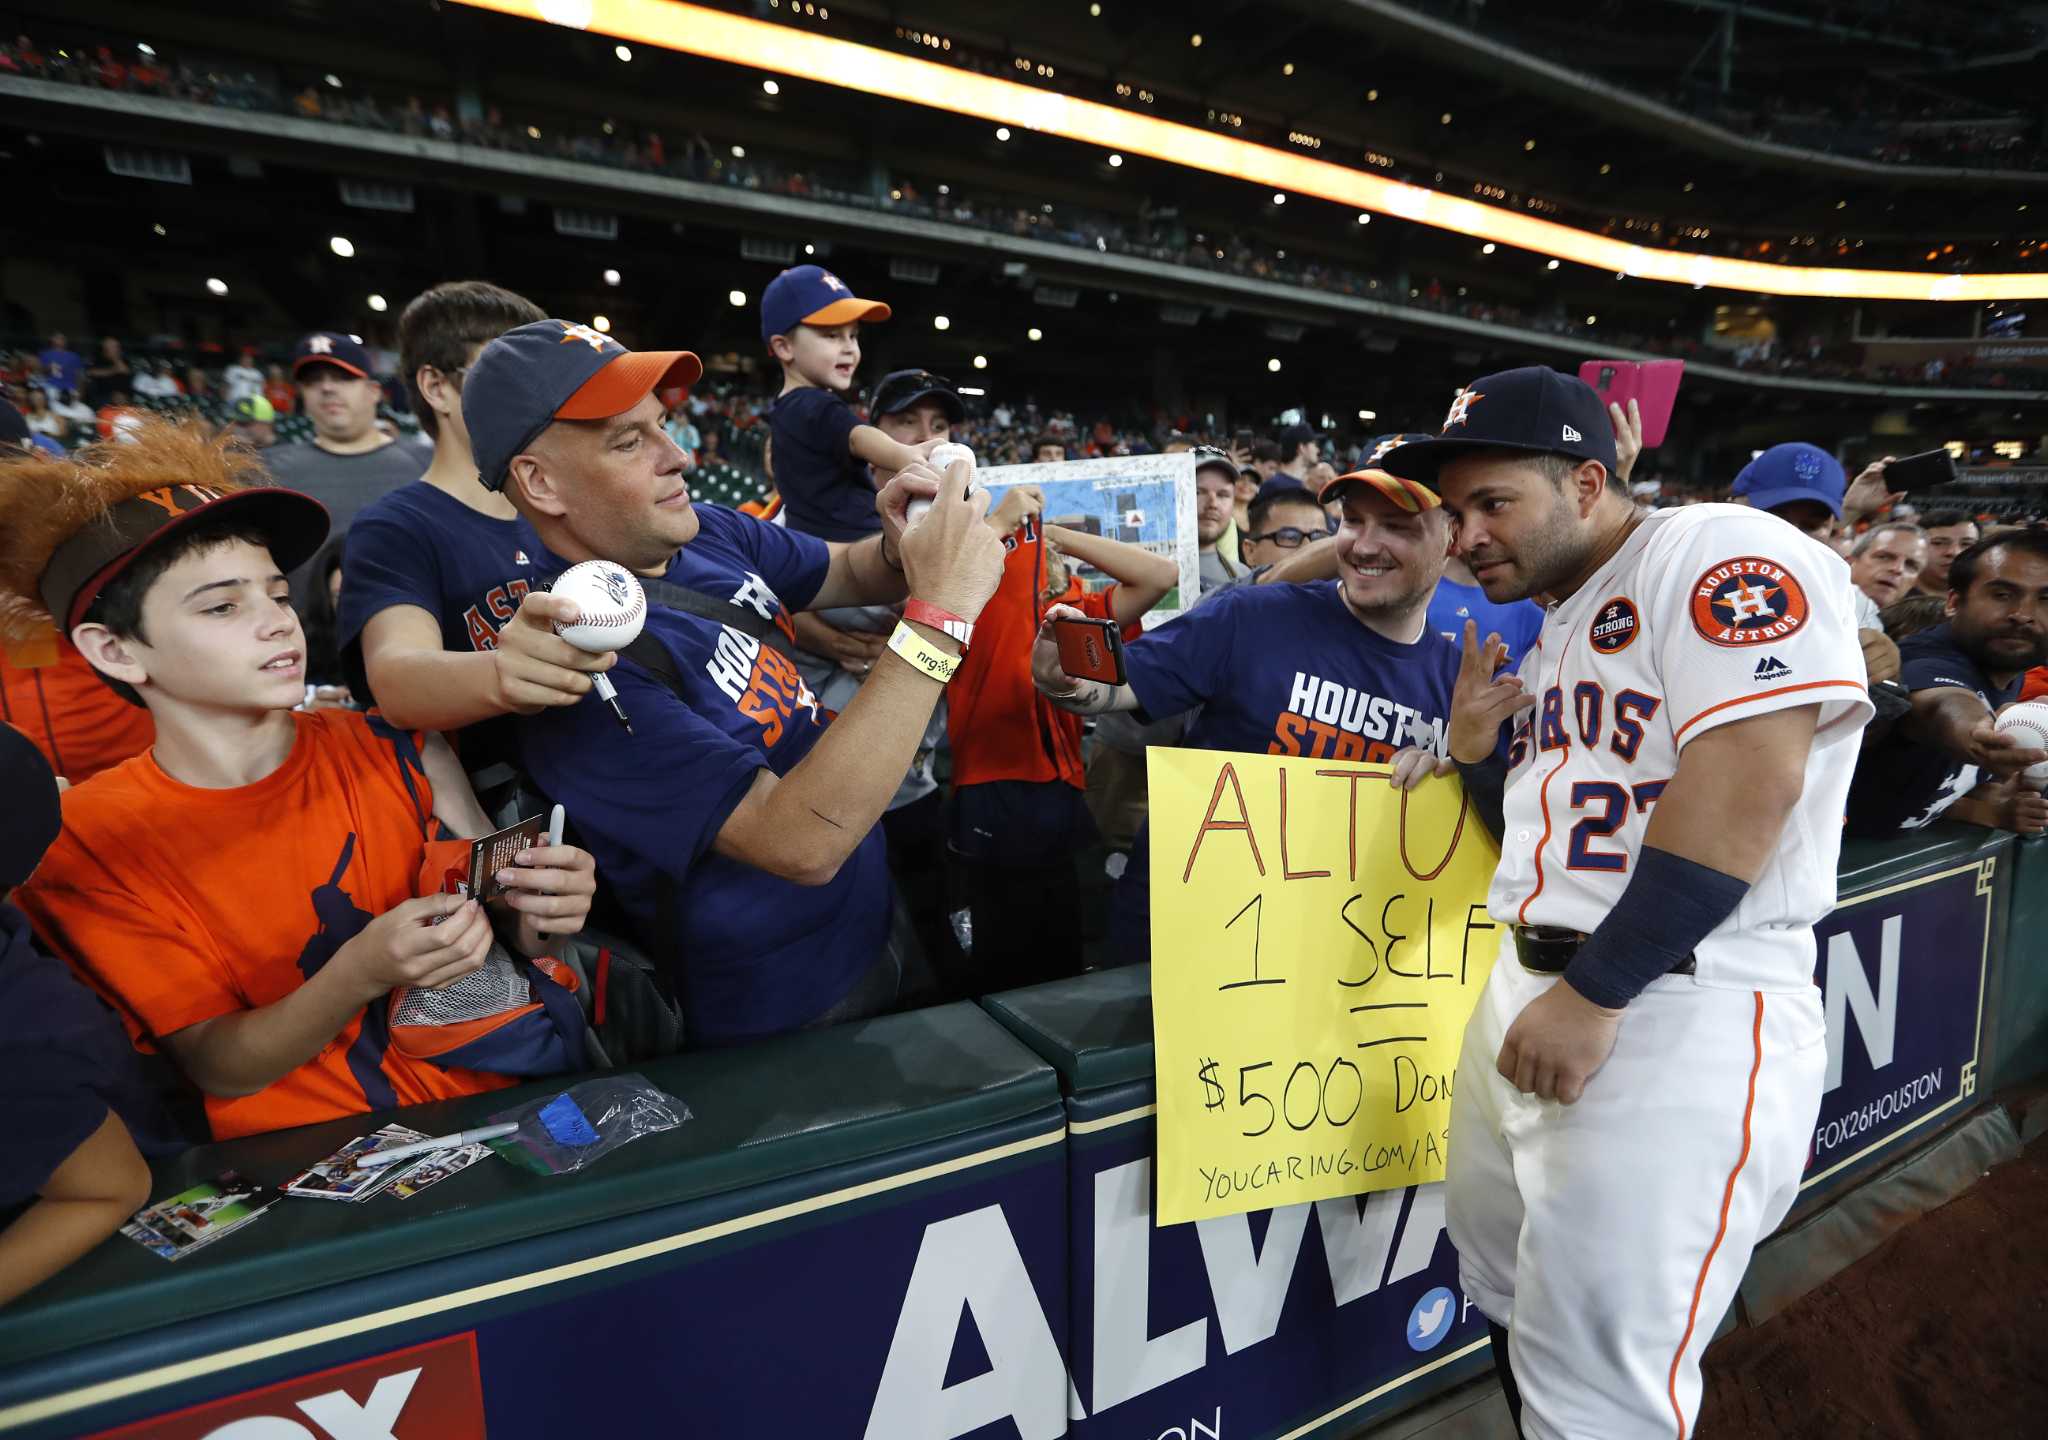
left=1691, top=556, right=1809, bottom=647
left=1589, top=596, right=1639, bottom=653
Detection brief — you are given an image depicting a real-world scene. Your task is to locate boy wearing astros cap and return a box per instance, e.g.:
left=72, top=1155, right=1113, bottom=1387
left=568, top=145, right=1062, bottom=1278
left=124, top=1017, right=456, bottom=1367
left=465, top=318, right=1006, bottom=1044
left=761, top=264, right=936, bottom=542
left=2, top=421, right=599, bottom=1141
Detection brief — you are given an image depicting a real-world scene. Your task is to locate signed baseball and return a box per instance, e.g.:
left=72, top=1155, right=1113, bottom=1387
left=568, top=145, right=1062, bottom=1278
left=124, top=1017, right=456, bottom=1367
left=552, top=560, right=646, bottom=653
left=908, top=442, right=980, bottom=529
left=1995, top=700, right=2048, bottom=787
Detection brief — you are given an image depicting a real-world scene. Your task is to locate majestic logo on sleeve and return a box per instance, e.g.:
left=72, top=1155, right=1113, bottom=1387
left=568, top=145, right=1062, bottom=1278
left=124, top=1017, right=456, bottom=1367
left=1690, top=556, right=1810, bottom=647
left=1588, top=596, right=1639, bottom=653
left=1442, top=388, right=1483, bottom=430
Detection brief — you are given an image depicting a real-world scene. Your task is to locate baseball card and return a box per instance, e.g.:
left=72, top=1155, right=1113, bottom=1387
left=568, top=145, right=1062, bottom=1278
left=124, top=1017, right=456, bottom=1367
left=388, top=1142, right=491, bottom=1200
left=122, top=1172, right=279, bottom=1261
left=282, top=1124, right=428, bottom=1201
left=467, top=815, right=548, bottom=905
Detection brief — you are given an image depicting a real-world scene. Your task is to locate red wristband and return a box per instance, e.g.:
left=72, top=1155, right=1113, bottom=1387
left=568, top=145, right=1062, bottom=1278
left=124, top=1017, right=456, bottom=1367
left=904, top=599, right=973, bottom=648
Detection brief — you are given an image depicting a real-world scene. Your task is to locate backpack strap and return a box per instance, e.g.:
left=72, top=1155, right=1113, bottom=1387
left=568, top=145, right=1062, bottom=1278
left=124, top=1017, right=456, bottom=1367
left=635, top=576, right=797, bottom=659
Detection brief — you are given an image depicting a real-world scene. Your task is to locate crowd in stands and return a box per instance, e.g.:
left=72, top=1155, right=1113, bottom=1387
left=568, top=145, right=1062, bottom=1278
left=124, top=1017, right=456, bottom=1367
left=9, top=29, right=2048, bottom=397
left=2, top=249, right=2045, bottom=1309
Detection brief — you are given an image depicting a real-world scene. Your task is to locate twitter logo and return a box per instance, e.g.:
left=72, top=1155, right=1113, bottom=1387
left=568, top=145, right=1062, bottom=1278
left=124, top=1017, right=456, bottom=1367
left=1406, top=1286, right=1457, bottom=1351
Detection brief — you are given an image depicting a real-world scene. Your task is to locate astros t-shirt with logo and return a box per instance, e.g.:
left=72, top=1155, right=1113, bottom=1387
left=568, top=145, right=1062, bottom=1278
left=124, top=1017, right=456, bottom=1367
left=1845, top=622, right=2021, bottom=838
left=18, top=710, right=516, bottom=1140
left=1112, top=580, right=1460, bottom=963
left=515, top=504, right=888, bottom=1044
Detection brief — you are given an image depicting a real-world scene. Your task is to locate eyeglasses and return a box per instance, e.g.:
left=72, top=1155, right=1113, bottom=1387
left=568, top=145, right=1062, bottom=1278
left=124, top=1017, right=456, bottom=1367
left=1245, top=523, right=1332, bottom=551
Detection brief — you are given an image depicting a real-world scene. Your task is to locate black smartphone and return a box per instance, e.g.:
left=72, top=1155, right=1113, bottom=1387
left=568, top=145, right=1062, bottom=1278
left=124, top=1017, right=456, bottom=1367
left=1882, top=448, right=1958, bottom=493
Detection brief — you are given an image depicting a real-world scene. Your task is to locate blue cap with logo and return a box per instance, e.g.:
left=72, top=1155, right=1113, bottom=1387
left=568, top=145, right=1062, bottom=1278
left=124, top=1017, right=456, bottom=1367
left=759, top=265, right=892, bottom=343
left=1375, top=367, right=1618, bottom=486
left=291, top=332, right=375, bottom=381
left=462, top=320, right=702, bottom=492
left=1731, top=442, right=1845, bottom=520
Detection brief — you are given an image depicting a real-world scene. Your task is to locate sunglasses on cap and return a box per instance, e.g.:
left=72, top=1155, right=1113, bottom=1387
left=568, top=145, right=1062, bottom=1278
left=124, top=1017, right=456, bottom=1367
left=1246, top=519, right=1337, bottom=550
left=1189, top=444, right=1234, bottom=466
left=870, top=369, right=961, bottom=417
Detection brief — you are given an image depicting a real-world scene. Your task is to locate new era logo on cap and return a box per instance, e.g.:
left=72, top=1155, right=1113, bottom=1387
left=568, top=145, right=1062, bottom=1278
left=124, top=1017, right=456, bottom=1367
left=1562, top=424, right=1582, bottom=442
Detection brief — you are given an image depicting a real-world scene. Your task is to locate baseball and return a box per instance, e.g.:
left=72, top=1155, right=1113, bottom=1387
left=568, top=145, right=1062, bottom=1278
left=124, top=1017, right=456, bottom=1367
left=907, top=442, right=981, bottom=529
left=1994, top=700, right=2048, bottom=788
left=551, top=560, right=647, bottom=653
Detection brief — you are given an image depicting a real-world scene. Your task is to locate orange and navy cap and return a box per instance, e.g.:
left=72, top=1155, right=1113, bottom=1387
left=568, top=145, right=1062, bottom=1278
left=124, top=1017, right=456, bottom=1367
left=462, top=319, right=703, bottom=491
left=1374, top=367, right=1617, bottom=486
left=759, top=264, right=890, bottom=342
left=291, top=331, right=374, bottom=381
left=1319, top=432, right=1442, bottom=512
left=42, top=482, right=330, bottom=632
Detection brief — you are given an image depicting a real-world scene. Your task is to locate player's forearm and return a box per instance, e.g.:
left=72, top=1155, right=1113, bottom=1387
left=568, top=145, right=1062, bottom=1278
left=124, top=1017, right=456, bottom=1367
left=1255, top=537, right=1340, bottom=585
left=166, top=961, right=380, bottom=1099
left=735, top=624, right=958, bottom=883
left=849, top=424, right=919, bottom=476
left=367, top=647, right=511, bottom=732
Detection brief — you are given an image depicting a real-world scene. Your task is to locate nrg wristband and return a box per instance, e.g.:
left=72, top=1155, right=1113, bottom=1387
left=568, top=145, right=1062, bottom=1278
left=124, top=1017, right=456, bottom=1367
left=885, top=621, right=960, bottom=684
left=1562, top=846, right=1751, bottom=1008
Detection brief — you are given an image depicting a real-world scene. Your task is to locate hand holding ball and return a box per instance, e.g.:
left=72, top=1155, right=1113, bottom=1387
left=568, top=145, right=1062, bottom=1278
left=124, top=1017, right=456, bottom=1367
left=908, top=442, right=979, bottom=529
left=550, top=561, right=645, bottom=733
left=551, top=561, right=647, bottom=653
left=1994, top=700, right=2048, bottom=789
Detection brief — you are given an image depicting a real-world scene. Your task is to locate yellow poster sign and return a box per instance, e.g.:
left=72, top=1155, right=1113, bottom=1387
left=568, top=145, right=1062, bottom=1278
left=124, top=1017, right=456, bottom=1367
left=1149, top=748, right=1502, bottom=1225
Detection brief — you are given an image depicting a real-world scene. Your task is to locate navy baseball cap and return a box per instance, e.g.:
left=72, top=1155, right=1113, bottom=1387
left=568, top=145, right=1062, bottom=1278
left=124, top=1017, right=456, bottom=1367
left=1731, top=443, right=1845, bottom=520
left=1253, top=476, right=1317, bottom=506
left=1376, top=367, right=1618, bottom=486
left=463, top=320, right=703, bottom=492
left=1320, top=432, right=1442, bottom=512
left=291, top=332, right=374, bottom=380
left=871, top=368, right=964, bottom=423
left=759, top=265, right=891, bottom=343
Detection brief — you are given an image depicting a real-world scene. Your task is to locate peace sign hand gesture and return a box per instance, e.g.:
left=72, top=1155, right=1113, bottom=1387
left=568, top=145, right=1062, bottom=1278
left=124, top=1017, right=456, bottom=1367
left=1449, top=621, right=1535, bottom=764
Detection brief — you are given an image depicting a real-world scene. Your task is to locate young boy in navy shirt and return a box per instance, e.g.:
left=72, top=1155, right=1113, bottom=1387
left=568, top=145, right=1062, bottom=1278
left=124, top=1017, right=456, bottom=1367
left=760, top=264, right=932, bottom=541
left=339, top=282, right=618, bottom=746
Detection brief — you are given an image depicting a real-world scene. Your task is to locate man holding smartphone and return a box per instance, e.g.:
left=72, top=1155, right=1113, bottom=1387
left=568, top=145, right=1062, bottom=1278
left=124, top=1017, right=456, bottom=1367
left=1033, top=460, right=1458, bottom=965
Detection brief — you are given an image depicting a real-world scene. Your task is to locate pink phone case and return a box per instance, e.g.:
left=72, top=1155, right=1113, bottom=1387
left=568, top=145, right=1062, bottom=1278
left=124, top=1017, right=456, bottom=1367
left=1578, top=359, right=1684, bottom=448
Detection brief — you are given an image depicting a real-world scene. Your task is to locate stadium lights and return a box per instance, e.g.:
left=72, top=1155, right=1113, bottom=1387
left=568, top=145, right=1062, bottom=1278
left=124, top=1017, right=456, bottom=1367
left=959, top=385, right=986, bottom=396
left=1482, top=243, right=1496, bottom=254
left=1547, top=258, right=1560, bottom=270
left=152, top=222, right=166, bottom=236
left=995, top=126, right=1011, bottom=141
left=763, top=79, right=779, bottom=94
left=329, top=235, right=354, bottom=258
left=323, top=73, right=342, bottom=89
left=451, top=0, right=2048, bottom=300
left=604, top=267, right=621, bottom=285
left=205, top=277, right=228, bottom=296
left=973, top=354, right=988, bottom=369
left=367, top=294, right=388, bottom=312
left=731, top=144, right=746, bottom=158
left=1190, top=34, right=1202, bottom=47
left=1090, top=4, right=1101, bottom=15
left=1108, top=153, right=1123, bottom=167
left=1027, top=327, right=1043, bottom=340
left=934, top=315, right=951, bottom=330
left=728, top=289, right=746, bottom=306
left=1357, top=213, right=1371, bottom=225
left=804, top=243, right=815, bottom=254
left=1358, top=409, right=1377, bottom=421
left=593, top=315, right=612, bottom=332
left=1267, top=357, right=1282, bottom=372
left=615, top=43, right=632, bottom=60
left=137, top=43, right=156, bottom=57
left=1272, top=192, right=1287, bottom=205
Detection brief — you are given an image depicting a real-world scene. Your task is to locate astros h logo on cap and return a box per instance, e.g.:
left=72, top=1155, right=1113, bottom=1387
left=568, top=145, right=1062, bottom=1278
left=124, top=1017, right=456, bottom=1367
left=1443, top=388, right=1484, bottom=429
left=461, top=319, right=704, bottom=492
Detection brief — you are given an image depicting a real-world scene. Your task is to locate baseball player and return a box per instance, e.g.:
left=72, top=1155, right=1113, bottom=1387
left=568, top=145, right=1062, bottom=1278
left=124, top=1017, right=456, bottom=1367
left=1379, top=368, right=1873, bottom=1439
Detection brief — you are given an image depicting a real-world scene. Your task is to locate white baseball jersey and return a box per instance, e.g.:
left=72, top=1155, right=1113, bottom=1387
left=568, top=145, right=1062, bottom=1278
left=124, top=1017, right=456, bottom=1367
left=1490, top=504, right=1875, bottom=992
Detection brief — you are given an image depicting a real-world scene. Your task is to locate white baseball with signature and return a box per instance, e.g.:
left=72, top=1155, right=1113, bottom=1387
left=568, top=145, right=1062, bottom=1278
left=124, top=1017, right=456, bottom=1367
left=551, top=560, right=646, bottom=653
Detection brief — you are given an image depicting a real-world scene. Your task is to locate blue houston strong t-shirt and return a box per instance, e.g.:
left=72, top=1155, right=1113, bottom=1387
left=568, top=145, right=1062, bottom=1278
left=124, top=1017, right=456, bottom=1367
left=1114, top=580, right=1461, bottom=963
left=516, top=504, right=892, bottom=1043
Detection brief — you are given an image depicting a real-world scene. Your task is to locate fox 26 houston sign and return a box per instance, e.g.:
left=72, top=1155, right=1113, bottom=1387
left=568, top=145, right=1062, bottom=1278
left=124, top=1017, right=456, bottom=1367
left=1804, top=854, right=1998, bottom=1194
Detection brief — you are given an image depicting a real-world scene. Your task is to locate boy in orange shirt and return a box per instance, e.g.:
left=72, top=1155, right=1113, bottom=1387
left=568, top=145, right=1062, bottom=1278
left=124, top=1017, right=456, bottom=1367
left=2, top=422, right=598, bottom=1140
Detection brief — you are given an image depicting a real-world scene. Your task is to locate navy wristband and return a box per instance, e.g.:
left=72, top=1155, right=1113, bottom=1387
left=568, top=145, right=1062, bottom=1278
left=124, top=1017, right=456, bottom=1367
left=1562, top=846, right=1750, bottom=1008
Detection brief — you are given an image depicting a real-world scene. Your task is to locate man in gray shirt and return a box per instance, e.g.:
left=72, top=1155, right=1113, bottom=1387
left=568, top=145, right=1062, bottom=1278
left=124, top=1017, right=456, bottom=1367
left=264, top=332, right=426, bottom=607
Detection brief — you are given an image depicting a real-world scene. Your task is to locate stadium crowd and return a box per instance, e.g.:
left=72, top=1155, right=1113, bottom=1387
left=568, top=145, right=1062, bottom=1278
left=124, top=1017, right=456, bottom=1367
left=9, top=28, right=2048, bottom=396
left=2, top=256, right=2045, bottom=1308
